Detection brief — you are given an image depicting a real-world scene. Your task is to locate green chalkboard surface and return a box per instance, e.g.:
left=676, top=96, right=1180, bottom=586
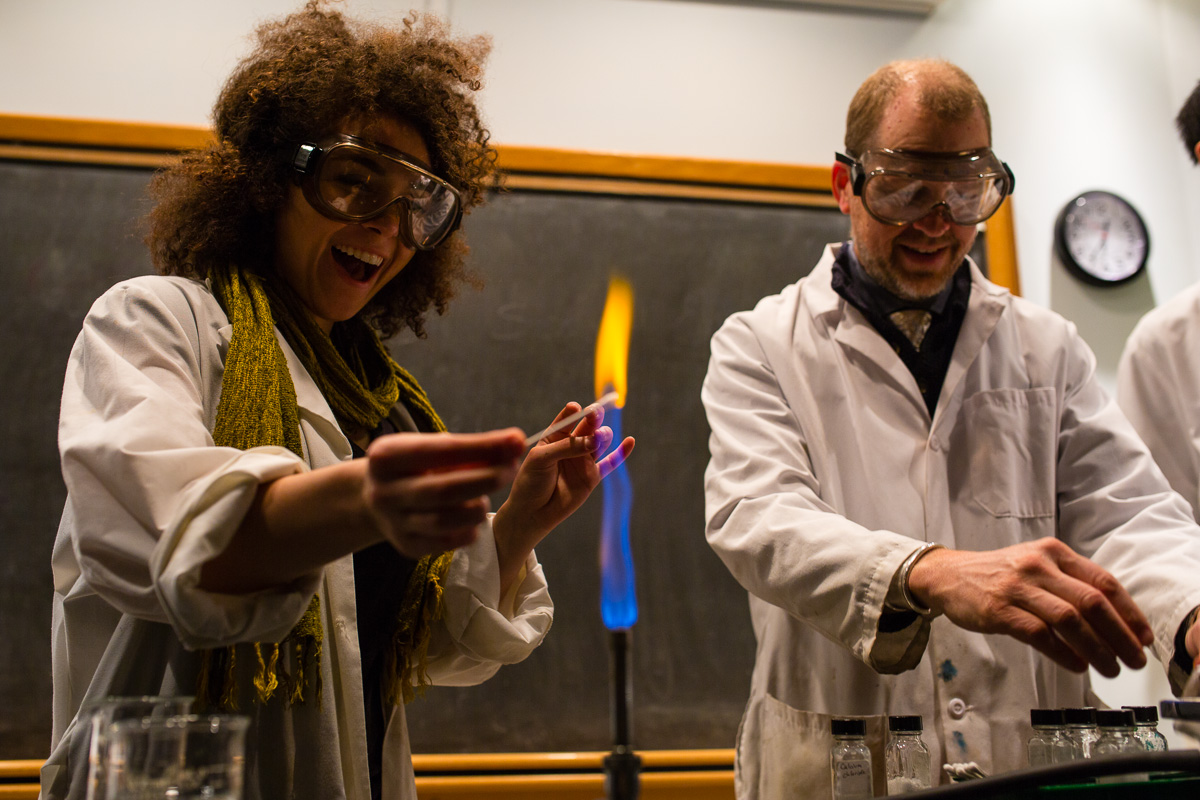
left=0, top=153, right=988, bottom=758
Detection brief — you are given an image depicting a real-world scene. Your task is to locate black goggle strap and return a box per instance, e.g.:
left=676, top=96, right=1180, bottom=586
left=1002, top=162, right=1015, bottom=196
left=834, top=152, right=867, bottom=196
left=292, top=143, right=322, bottom=176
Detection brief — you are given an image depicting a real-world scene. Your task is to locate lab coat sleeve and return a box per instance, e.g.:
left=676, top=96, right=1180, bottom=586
left=422, top=515, right=554, bottom=686
left=1052, top=315, right=1200, bottom=688
left=58, top=279, right=322, bottom=650
left=1116, top=313, right=1200, bottom=520
left=702, top=311, right=930, bottom=673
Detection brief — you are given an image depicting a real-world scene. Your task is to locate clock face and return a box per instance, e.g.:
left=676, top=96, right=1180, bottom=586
left=1055, top=190, right=1149, bottom=285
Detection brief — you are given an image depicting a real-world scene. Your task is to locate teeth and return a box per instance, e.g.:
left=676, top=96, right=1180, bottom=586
left=333, top=245, right=384, bottom=267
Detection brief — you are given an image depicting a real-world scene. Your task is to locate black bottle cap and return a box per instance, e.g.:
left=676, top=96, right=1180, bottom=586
left=1062, top=707, right=1097, bottom=725
left=1123, top=705, right=1159, bottom=724
left=1030, top=708, right=1065, bottom=727
left=1095, top=708, right=1136, bottom=728
left=831, top=718, right=866, bottom=737
left=888, top=715, right=923, bottom=732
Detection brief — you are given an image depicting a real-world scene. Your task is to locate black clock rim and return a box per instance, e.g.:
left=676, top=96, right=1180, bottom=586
left=1054, top=189, right=1150, bottom=288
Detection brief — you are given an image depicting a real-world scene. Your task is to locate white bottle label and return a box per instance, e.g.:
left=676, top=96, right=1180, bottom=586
left=834, top=759, right=872, bottom=798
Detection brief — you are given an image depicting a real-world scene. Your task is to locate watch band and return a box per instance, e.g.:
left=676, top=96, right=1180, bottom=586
left=899, top=542, right=945, bottom=618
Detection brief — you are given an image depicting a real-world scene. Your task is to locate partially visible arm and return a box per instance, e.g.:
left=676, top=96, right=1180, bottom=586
left=1117, top=316, right=1200, bottom=517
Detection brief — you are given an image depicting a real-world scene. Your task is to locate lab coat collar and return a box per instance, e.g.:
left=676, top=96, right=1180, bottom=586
left=933, top=262, right=1008, bottom=430
left=812, top=244, right=929, bottom=416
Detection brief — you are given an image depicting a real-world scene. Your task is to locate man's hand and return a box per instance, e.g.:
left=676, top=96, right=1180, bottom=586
left=906, top=538, right=1154, bottom=678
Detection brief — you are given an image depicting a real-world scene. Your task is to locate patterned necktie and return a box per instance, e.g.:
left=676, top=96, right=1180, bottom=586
left=889, top=309, right=933, bottom=351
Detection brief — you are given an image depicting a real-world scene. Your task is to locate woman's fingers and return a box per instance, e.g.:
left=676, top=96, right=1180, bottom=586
left=364, top=430, right=525, bottom=559
left=598, top=436, right=635, bottom=479
left=367, top=429, right=525, bottom=478
left=367, top=463, right=517, bottom=510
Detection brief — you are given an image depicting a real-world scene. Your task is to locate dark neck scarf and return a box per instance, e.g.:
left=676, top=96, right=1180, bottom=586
left=831, top=242, right=971, bottom=417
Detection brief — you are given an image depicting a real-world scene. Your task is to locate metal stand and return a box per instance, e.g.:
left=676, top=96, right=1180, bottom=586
left=604, top=629, right=641, bottom=800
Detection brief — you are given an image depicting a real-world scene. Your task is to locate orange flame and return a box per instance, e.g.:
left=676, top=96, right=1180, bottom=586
left=594, top=277, right=633, bottom=407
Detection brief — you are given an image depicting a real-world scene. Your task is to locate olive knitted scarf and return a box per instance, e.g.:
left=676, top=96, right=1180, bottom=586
left=198, top=263, right=452, bottom=709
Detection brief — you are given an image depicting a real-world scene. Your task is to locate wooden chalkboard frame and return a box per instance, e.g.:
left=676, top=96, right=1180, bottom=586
left=0, top=113, right=1019, bottom=296
left=0, top=114, right=1020, bottom=786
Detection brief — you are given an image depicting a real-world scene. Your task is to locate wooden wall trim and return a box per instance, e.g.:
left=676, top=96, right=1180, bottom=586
left=0, top=112, right=1022, bottom=294
left=0, top=112, right=211, bottom=153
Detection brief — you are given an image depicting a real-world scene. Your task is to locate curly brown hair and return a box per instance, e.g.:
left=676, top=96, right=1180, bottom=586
left=146, top=1, right=495, bottom=338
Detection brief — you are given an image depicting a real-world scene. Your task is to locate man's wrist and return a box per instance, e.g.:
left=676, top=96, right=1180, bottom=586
left=900, top=542, right=944, bottom=618
left=885, top=542, right=944, bottom=619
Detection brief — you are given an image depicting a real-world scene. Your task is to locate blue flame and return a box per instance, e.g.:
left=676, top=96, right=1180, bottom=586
left=600, top=403, right=637, bottom=630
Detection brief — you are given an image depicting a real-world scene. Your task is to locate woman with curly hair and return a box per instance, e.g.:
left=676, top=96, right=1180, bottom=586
left=43, top=4, right=633, bottom=799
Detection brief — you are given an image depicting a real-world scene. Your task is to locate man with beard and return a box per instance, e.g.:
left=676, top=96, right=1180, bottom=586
left=702, top=58, right=1200, bottom=798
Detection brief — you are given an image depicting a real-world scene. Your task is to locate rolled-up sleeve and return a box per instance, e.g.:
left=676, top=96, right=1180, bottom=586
left=59, top=279, right=321, bottom=650
left=425, top=518, right=554, bottom=686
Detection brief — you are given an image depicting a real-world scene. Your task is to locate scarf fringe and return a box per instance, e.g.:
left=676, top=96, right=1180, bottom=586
left=384, top=550, right=453, bottom=705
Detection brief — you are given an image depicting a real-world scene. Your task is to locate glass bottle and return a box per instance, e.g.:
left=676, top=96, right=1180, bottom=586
left=1123, top=705, right=1168, bottom=751
left=885, top=715, right=931, bottom=794
left=1028, top=708, right=1071, bottom=767
left=1093, top=709, right=1141, bottom=756
left=831, top=718, right=874, bottom=800
left=1062, top=707, right=1100, bottom=760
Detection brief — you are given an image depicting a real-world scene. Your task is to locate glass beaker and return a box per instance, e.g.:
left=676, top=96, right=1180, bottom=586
left=84, top=696, right=195, bottom=800
left=103, top=713, right=248, bottom=800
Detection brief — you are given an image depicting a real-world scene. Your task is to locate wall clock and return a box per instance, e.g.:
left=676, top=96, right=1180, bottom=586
left=1054, top=190, right=1150, bottom=286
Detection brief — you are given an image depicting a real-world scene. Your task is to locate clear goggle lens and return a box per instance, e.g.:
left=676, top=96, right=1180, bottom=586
left=294, top=135, right=463, bottom=250
left=839, top=148, right=1014, bottom=226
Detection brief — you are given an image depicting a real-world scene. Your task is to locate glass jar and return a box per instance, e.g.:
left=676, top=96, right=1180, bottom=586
left=1093, top=709, right=1141, bottom=757
left=831, top=718, right=874, bottom=800
left=1028, top=708, right=1071, bottom=767
left=1123, top=705, right=1168, bottom=751
left=1062, top=707, right=1100, bottom=760
left=885, top=715, right=931, bottom=794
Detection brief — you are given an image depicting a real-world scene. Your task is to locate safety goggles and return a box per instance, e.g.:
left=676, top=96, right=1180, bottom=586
left=835, top=148, right=1015, bottom=226
left=291, top=134, right=463, bottom=251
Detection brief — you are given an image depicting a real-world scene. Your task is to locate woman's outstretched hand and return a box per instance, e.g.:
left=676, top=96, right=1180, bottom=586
left=493, top=402, right=636, bottom=597
left=364, top=429, right=526, bottom=559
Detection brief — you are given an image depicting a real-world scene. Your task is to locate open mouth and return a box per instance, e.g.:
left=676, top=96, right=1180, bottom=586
left=332, top=244, right=384, bottom=283
left=898, top=243, right=948, bottom=264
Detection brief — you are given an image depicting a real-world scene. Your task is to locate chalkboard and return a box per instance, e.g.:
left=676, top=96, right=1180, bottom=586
left=0, top=153, right=989, bottom=758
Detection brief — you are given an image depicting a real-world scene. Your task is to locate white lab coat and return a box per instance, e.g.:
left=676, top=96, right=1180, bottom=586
left=1118, top=280, right=1200, bottom=522
left=43, top=275, right=553, bottom=800
left=703, top=244, right=1200, bottom=799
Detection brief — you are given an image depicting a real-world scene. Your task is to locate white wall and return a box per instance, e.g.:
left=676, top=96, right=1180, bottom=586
left=3, top=0, right=1198, bottom=747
